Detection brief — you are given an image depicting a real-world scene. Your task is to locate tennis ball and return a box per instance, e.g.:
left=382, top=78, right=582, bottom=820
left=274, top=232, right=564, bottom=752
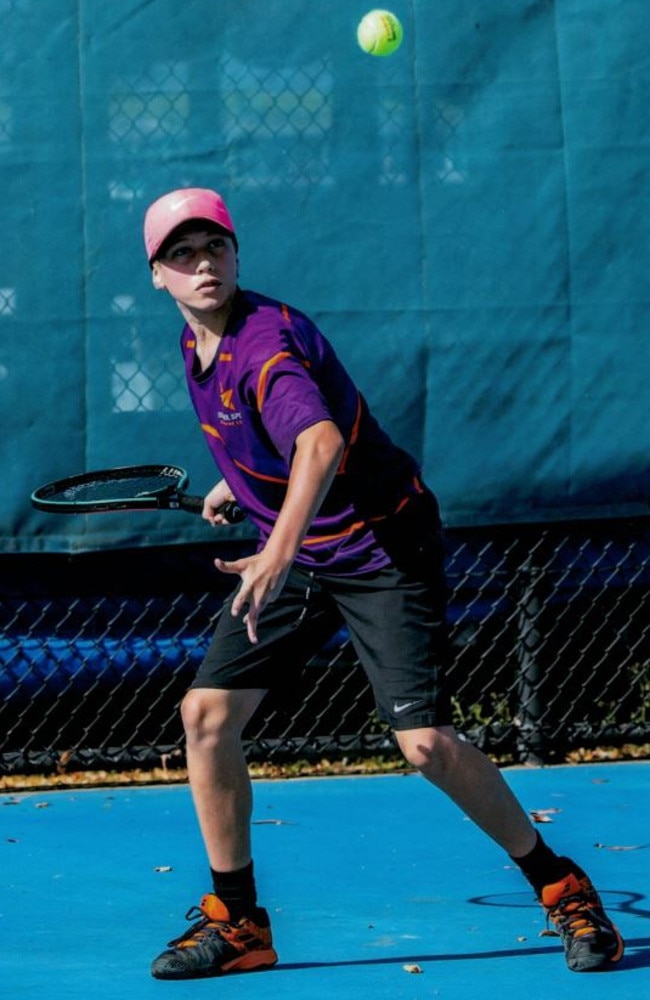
left=357, top=9, right=404, bottom=57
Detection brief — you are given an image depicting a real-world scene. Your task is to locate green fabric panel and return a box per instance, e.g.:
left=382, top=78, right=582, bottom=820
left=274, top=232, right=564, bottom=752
left=1, top=0, right=648, bottom=552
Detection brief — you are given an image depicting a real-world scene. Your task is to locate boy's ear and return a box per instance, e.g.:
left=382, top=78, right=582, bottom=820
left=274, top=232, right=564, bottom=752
left=151, top=261, right=165, bottom=290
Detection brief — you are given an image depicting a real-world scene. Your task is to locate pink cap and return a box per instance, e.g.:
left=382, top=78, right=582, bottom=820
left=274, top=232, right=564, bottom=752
left=143, top=188, right=237, bottom=261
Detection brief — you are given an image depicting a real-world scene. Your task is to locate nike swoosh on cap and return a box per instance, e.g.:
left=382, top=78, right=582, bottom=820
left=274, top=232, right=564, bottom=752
left=169, top=197, right=193, bottom=211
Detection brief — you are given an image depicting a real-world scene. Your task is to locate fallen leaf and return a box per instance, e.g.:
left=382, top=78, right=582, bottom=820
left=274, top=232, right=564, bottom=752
left=154, top=866, right=173, bottom=873
left=594, top=842, right=648, bottom=852
left=403, top=964, right=423, bottom=974
left=252, top=819, right=294, bottom=825
left=530, top=808, right=562, bottom=824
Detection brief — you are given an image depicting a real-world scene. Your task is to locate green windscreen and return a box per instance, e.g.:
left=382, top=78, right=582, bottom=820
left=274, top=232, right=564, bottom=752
left=2, top=0, right=648, bottom=552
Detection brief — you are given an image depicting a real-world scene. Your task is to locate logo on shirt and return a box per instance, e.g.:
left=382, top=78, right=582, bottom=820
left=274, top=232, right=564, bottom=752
left=220, top=388, right=235, bottom=410
left=217, top=385, right=242, bottom=426
left=218, top=410, right=242, bottom=425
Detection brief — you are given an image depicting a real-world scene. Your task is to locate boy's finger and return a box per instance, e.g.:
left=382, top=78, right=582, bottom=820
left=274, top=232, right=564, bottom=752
left=214, top=557, right=244, bottom=575
left=230, top=585, right=250, bottom=618
left=244, top=609, right=259, bottom=644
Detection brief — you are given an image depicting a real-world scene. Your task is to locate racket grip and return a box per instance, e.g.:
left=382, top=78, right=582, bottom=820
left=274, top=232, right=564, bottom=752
left=178, top=495, right=245, bottom=523
left=219, top=501, right=247, bottom=524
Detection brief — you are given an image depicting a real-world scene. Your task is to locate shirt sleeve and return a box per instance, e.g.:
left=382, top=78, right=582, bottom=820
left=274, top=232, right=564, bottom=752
left=253, top=349, right=334, bottom=464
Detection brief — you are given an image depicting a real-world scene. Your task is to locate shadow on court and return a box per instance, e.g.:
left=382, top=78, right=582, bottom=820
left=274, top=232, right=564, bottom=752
left=3, top=762, right=648, bottom=999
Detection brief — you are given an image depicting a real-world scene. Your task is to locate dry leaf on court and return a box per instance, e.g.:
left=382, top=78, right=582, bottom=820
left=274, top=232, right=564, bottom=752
left=252, top=819, right=294, bottom=825
left=594, top=842, right=648, bottom=851
left=530, top=808, right=562, bottom=823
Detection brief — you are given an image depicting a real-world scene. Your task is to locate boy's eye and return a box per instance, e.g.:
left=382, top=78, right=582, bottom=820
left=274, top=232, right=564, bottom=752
left=169, top=245, right=192, bottom=259
left=163, top=234, right=229, bottom=262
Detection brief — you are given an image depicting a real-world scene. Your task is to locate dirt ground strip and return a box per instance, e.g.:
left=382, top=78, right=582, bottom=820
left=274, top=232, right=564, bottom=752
left=1, top=744, right=648, bottom=793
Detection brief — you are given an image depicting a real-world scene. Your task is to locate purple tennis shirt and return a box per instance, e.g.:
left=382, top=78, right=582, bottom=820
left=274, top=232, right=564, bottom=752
left=182, top=289, right=426, bottom=575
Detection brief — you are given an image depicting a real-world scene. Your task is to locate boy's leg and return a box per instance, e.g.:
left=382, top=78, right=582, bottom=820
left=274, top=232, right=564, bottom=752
left=151, top=686, right=278, bottom=980
left=183, top=686, right=266, bottom=873
left=394, top=725, right=536, bottom=857
left=152, top=568, right=342, bottom=980
left=325, top=543, right=623, bottom=974
left=395, top=725, right=624, bottom=972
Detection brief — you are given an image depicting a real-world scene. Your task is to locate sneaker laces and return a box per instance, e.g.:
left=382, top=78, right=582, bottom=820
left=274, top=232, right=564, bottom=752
left=546, top=879, right=602, bottom=939
left=168, top=898, right=231, bottom=949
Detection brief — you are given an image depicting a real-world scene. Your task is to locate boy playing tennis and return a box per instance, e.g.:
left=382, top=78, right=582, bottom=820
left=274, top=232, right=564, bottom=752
left=143, top=187, right=624, bottom=979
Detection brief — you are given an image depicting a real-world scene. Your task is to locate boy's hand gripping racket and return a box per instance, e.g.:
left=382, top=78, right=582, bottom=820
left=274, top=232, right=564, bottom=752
left=30, top=464, right=246, bottom=523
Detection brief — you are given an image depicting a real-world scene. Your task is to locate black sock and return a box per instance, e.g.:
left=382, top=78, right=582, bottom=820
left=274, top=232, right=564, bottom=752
left=510, top=832, right=582, bottom=895
left=210, top=860, right=258, bottom=920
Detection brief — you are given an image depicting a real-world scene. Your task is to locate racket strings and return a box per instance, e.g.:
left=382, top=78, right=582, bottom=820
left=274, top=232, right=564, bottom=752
left=55, top=472, right=182, bottom=502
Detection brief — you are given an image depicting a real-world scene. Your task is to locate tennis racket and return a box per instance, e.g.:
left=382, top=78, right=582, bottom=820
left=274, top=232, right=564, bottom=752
left=30, top=464, right=246, bottom=522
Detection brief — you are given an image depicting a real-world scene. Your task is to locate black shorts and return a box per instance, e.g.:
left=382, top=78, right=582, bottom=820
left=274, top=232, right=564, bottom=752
left=191, top=491, right=453, bottom=731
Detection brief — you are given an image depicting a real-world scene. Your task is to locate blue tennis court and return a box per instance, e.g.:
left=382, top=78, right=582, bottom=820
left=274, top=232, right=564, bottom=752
left=3, top=761, right=648, bottom=999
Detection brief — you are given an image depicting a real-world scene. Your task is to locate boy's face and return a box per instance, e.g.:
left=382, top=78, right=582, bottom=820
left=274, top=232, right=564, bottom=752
left=151, top=222, right=238, bottom=315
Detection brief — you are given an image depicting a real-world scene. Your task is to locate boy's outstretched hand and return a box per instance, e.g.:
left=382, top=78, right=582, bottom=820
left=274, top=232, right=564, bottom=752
left=214, top=420, right=345, bottom=644
left=215, top=551, right=291, bottom=644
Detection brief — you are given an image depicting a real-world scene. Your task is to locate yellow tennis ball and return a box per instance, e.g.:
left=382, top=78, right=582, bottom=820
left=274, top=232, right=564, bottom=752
left=357, top=9, right=404, bottom=57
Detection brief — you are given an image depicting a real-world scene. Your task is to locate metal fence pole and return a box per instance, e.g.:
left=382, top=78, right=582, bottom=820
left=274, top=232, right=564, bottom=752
left=514, top=548, right=547, bottom=764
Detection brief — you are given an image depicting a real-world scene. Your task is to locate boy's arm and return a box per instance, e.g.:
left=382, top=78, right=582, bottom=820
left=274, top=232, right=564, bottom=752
left=215, top=419, right=344, bottom=643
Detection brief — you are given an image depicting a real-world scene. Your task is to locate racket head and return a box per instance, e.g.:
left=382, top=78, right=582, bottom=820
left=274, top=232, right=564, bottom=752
left=31, top=464, right=190, bottom=513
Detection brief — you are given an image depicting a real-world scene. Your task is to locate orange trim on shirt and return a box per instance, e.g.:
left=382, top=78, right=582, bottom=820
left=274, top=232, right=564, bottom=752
left=201, top=423, right=225, bottom=442
left=200, top=427, right=287, bottom=483
left=337, top=393, right=362, bottom=474
left=232, top=458, right=289, bottom=485
left=302, top=487, right=425, bottom=546
left=302, top=520, right=367, bottom=546
left=256, top=352, right=311, bottom=411
left=256, top=352, right=291, bottom=410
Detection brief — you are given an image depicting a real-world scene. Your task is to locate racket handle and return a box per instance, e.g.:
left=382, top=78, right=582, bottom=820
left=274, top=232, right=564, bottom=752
left=177, top=494, right=205, bottom=514
left=178, top=494, right=246, bottom=523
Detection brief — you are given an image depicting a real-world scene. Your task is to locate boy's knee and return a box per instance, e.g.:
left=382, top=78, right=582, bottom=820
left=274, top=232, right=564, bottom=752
left=180, top=687, right=265, bottom=742
left=395, top=725, right=458, bottom=777
left=180, top=688, right=227, bottom=740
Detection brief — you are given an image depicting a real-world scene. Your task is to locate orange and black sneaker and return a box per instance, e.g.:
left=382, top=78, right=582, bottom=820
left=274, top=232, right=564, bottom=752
left=540, top=871, right=624, bottom=972
left=151, top=893, right=278, bottom=979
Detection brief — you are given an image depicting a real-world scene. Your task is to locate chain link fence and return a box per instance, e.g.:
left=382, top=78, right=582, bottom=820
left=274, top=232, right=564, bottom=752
left=2, top=517, right=648, bottom=778
left=2, top=4, right=648, bottom=779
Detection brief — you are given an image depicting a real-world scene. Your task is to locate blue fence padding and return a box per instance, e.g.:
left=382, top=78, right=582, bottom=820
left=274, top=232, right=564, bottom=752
left=0, top=634, right=206, bottom=699
left=3, top=528, right=648, bottom=698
